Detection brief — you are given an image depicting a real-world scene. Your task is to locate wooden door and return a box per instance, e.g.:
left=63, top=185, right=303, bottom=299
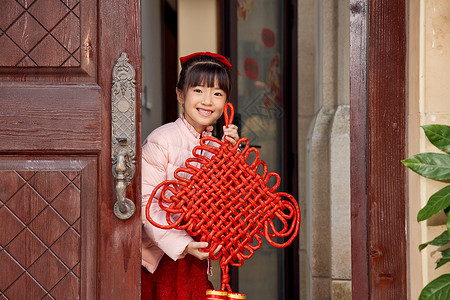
left=0, top=0, right=141, bottom=299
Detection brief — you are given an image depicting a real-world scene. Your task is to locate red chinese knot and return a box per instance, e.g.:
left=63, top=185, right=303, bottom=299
left=146, top=103, right=301, bottom=293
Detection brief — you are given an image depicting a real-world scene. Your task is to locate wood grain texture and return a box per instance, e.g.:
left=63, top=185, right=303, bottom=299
left=0, top=0, right=142, bottom=298
left=367, top=1, right=407, bottom=298
left=0, top=85, right=101, bottom=151
left=350, top=0, right=369, bottom=298
left=0, top=0, right=97, bottom=82
left=0, top=157, right=97, bottom=299
left=351, top=0, right=408, bottom=298
left=98, top=0, right=141, bottom=298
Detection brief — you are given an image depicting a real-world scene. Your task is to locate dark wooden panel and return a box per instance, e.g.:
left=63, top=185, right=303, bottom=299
left=0, top=156, right=97, bottom=299
left=0, top=0, right=97, bottom=82
left=283, top=1, right=299, bottom=299
left=161, top=0, right=178, bottom=123
left=0, top=85, right=101, bottom=151
left=367, top=1, right=407, bottom=298
left=350, top=0, right=369, bottom=298
left=351, top=0, right=408, bottom=298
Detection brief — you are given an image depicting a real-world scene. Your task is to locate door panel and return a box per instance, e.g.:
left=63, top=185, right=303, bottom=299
left=1, top=87, right=101, bottom=151
left=0, top=0, right=97, bottom=81
left=0, top=0, right=141, bottom=298
left=0, top=157, right=97, bottom=299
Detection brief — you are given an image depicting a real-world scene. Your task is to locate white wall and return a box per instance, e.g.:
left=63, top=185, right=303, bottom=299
left=178, top=0, right=219, bottom=58
left=408, top=0, right=450, bottom=298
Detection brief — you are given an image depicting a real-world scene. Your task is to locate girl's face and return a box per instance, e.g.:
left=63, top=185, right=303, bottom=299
left=177, top=79, right=227, bottom=134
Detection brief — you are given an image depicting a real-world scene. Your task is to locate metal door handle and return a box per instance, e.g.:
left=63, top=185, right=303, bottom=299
left=112, top=138, right=135, bottom=219
left=111, top=53, right=136, bottom=220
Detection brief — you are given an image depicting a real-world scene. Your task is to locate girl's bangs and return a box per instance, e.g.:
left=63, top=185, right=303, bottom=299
left=185, top=63, right=230, bottom=95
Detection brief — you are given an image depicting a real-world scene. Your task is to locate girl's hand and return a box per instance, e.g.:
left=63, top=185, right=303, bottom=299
left=222, top=124, right=239, bottom=146
left=184, top=242, right=222, bottom=260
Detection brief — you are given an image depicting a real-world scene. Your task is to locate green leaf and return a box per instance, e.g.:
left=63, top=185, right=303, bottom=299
left=423, top=125, right=450, bottom=154
left=436, top=249, right=450, bottom=269
left=418, top=186, right=450, bottom=221
left=446, top=209, right=450, bottom=234
left=448, top=216, right=450, bottom=234
left=402, top=153, right=450, bottom=180
left=419, top=274, right=450, bottom=300
left=419, top=231, right=450, bottom=251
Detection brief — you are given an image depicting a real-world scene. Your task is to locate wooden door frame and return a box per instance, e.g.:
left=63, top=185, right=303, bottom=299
left=350, top=0, right=408, bottom=298
left=161, top=0, right=179, bottom=124
left=98, top=1, right=142, bottom=298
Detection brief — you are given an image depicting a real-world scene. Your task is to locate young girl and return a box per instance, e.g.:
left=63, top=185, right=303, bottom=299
left=141, top=52, right=239, bottom=299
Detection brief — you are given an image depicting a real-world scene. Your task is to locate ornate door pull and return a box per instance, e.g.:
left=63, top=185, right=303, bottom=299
left=111, top=53, right=136, bottom=220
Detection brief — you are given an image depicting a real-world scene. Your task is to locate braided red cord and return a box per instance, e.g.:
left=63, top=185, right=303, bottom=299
left=146, top=103, right=300, bottom=292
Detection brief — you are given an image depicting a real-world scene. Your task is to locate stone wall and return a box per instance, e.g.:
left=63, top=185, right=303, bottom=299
left=298, top=0, right=351, bottom=299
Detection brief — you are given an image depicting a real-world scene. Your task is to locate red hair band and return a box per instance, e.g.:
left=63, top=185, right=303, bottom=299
left=180, top=52, right=232, bottom=70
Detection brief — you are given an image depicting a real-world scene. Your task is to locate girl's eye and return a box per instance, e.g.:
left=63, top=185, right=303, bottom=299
left=214, top=92, right=223, bottom=97
left=193, top=89, right=202, bottom=93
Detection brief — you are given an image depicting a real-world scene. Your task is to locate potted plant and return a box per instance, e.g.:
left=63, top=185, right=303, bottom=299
left=402, top=124, right=450, bottom=300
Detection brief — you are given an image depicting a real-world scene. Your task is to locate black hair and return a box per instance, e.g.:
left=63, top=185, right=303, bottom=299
left=177, top=55, right=232, bottom=99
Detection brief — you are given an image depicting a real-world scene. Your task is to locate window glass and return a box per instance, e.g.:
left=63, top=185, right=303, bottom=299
left=237, top=1, right=285, bottom=298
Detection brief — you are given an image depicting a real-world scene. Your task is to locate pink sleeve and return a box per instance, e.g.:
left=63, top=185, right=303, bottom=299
left=141, top=138, right=193, bottom=261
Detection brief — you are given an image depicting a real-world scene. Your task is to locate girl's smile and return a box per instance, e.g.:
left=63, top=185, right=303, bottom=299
left=197, top=108, right=213, bottom=116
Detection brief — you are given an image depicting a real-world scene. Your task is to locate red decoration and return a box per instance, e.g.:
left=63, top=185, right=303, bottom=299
left=243, top=57, right=259, bottom=80
left=146, top=103, right=300, bottom=293
left=180, top=52, right=232, bottom=70
left=261, top=28, right=275, bottom=48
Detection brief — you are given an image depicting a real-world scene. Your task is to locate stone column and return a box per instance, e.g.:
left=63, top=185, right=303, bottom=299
left=301, top=0, right=351, bottom=299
